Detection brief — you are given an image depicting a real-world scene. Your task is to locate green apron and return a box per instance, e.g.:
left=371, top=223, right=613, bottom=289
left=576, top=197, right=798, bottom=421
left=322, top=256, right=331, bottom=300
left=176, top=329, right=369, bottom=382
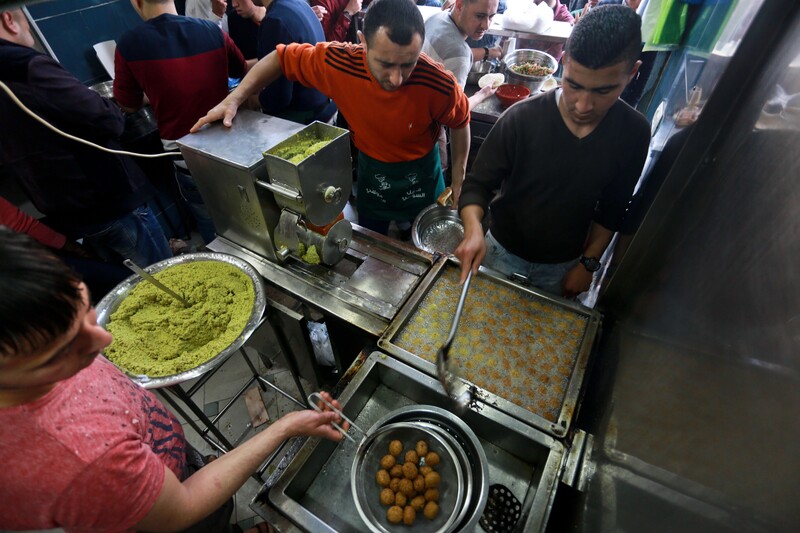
left=356, top=147, right=444, bottom=221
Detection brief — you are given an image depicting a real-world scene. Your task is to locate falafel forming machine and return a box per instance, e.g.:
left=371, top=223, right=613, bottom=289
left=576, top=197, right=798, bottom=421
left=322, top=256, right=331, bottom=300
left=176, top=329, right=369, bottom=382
left=178, top=113, right=352, bottom=266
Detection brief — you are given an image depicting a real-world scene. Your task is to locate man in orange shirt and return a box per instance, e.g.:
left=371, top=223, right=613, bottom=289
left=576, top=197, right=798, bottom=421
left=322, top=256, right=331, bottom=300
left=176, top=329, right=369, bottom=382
left=193, top=0, right=471, bottom=236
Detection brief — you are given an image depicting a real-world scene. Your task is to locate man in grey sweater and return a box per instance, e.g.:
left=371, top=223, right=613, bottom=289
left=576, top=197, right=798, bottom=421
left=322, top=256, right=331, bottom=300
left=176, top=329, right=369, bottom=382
left=455, top=5, right=650, bottom=298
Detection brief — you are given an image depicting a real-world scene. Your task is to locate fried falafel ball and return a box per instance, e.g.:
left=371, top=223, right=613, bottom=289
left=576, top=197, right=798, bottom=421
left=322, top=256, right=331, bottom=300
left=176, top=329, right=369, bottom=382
left=389, top=464, right=404, bottom=478
left=380, top=454, right=397, bottom=470
left=402, top=461, right=419, bottom=480
left=410, top=495, right=426, bottom=512
left=405, top=450, right=419, bottom=465
left=424, top=488, right=440, bottom=502
left=413, top=475, right=425, bottom=493
left=380, top=487, right=395, bottom=506
left=388, top=439, right=403, bottom=457
left=387, top=505, right=403, bottom=524
left=415, top=440, right=429, bottom=457
left=395, top=491, right=407, bottom=507
left=424, top=471, right=441, bottom=489
left=376, top=469, right=390, bottom=486
left=403, top=505, right=417, bottom=526
left=425, top=451, right=440, bottom=467
left=424, top=500, right=440, bottom=520
left=398, top=478, right=415, bottom=497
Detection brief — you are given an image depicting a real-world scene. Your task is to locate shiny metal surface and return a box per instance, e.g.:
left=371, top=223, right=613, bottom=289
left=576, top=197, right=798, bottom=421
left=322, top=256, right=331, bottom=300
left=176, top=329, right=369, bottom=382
left=95, top=252, right=266, bottom=389
left=573, top=3, right=800, bottom=531
left=263, top=121, right=352, bottom=226
left=259, top=352, right=564, bottom=532
left=207, top=227, right=433, bottom=337
left=351, top=421, right=464, bottom=533
left=178, top=111, right=305, bottom=261
left=503, top=49, right=557, bottom=93
left=412, top=203, right=464, bottom=255
left=466, top=60, right=495, bottom=86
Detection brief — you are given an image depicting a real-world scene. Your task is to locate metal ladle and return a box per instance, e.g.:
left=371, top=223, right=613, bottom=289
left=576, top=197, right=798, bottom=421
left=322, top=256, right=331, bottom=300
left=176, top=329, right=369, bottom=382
left=436, top=268, right=474, bottom=414
left=122, top=259, right=191, bottom=307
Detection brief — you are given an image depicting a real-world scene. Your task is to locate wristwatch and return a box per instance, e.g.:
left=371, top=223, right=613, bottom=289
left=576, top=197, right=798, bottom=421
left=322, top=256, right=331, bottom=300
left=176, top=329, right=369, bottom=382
left=482, top=47, right=490, bottom=62
left=343, top=9, right=353, bottom=20
left=580, top=255, right=602, bottom=272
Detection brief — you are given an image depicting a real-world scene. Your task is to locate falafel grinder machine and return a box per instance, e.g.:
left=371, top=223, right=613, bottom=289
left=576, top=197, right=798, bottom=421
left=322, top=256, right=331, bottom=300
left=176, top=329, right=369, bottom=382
left=177, top=111, right=352, bottom=265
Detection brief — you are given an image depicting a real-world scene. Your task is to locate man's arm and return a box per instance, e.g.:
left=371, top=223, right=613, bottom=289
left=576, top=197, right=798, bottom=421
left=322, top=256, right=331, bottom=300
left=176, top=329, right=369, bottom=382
left=449, top=124, right=470, bottom=207
left=135, top=395, right=346, bottom=531
left=454, top=203, right=486, bottom=283
left=112, top=49, right=146, bottom=115
left=191, top=50, right=283, bottom=131
left=560, top=222, right=613, bottom=298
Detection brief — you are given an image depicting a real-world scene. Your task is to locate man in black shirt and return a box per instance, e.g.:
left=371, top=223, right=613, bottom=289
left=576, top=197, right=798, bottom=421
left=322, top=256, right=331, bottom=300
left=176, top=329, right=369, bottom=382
left=456, top=5, right=650, bottom=298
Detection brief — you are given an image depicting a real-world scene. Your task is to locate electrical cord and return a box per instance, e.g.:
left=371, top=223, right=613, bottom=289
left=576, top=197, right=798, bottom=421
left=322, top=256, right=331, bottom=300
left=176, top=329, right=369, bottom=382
left=0, top=78, right=175, bottom=159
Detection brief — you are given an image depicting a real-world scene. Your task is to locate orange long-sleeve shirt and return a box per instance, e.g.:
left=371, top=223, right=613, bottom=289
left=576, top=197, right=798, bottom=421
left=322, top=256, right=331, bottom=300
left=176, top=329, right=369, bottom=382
left=277, top=41, right=470, bottom=163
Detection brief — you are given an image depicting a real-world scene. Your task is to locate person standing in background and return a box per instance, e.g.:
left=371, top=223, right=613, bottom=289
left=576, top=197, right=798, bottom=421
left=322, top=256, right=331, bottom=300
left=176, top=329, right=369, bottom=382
left=114, top=0, right=248, bottom=245
left=456, top=6, right=650, bottom=298
left=254, top=0, right=338, bottom=124
left=312, top=0, right=363, bottom=42
left=192, top=0, right=471, bottom=235
left=0, top=9, right=172, bottom=267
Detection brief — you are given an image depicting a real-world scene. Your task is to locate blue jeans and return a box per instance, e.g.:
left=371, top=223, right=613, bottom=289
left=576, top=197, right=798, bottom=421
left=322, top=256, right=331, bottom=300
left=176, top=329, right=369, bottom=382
left=81, top=205, right=172, bottom=267
left=484, top=231, right=579, bottom=296
left=175, top=167, right=216, bottom=244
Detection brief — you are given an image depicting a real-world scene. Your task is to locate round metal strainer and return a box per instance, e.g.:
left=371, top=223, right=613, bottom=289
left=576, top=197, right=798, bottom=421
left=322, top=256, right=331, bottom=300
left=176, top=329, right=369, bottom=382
left=352, top=422, right=465, bottom=533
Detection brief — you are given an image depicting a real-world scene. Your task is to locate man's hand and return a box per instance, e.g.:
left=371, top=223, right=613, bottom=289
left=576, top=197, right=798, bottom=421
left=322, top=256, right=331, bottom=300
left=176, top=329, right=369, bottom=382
left=454, top=205, right=486, bottom=283
left=561, top=263, right=593, bottom=299
left=487, top=45, right=502, bottom=61
left=190, top=98, right=241, bottom=132
left=468, top=85, right=498, bottom=110
left=345, top=0, right=362, bottom=15
left=311, top=5, right=327, bottom=21
left=211, top=0, right=226, bottom=18
left=441, top=0, right=455, bottom=10
left=280, top=391, right=349, bottom=442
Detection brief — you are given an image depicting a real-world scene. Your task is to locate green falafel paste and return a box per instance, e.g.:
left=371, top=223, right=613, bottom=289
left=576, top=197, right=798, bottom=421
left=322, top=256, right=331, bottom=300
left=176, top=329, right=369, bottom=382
left=105, top=261, right=255, bottom=377
left=271, top=138, right=332, bottom=164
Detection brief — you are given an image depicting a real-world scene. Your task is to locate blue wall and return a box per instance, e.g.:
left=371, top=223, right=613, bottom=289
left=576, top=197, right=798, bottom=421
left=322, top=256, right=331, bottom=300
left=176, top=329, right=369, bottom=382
left=27, top=0, right=144, bottom=85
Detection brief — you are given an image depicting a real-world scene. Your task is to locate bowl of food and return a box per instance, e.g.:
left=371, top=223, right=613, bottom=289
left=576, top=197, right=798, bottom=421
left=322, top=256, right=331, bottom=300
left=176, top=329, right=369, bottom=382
left=352, top=421, right=466, bottom=532
left=503, top=49, right=558, bottom=93
left=495, top=84, right=531, bottom=108
left=95, top=252, right=266, bottom=388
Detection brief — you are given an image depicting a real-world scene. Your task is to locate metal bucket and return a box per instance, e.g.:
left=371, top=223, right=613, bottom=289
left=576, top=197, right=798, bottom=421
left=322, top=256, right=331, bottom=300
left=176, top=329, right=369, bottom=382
left=503, top=49, right=557, bottom=93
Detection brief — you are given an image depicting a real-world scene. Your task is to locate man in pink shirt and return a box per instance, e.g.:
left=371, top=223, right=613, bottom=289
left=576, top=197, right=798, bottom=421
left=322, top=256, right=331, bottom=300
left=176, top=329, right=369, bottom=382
left=0, top=228, right=348, bottom=532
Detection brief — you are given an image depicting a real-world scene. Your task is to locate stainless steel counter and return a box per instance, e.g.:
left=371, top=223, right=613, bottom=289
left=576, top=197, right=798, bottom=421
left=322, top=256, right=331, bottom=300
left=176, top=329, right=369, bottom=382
left=207, top=226, right=436, bottom=337
left=255, top=352, right=565, bottom=532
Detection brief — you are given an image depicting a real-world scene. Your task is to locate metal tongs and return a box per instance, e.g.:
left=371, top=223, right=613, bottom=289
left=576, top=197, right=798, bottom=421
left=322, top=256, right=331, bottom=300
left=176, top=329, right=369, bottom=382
left=436, top=269, right=474, bottom=414
left=308, top=392, right=365, bottom=444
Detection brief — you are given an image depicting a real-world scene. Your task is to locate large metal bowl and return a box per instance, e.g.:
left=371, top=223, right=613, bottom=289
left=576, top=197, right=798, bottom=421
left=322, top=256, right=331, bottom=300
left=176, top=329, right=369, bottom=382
left=95, top=252, right=266, bottom=389
left=503, top=49, right=558, bottom=93
left=352, top=421, right=465, bottom=533
left=412, top=203, right=464, bottom=255
left=466, top=60, right=494, bottom=86
left=368, top=405, right=490, bottom=532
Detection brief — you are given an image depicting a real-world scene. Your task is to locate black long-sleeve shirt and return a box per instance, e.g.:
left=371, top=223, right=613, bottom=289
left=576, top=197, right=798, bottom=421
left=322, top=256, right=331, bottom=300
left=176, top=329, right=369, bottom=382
left=459, top=90, right=650, bottom=263
left=0, top=39, right=150, bottom=232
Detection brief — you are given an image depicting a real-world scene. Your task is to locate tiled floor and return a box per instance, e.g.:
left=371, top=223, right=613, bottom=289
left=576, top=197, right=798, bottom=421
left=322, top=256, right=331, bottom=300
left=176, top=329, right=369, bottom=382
left=158, top=322, right=313, bottom=530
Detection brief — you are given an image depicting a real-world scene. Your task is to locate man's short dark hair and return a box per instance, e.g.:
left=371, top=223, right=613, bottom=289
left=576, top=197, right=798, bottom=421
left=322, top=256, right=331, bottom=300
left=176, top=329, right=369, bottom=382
left=0, top=228, right=83, bottom=358
left=363, top=0, right=425, bottom=47
left=564, top=5, right=642, bottom=70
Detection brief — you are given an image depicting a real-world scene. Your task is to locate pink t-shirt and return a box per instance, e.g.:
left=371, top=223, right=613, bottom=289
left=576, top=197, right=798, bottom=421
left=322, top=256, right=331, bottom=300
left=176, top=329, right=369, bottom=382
left=0, top=357, right=186, bottom=532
